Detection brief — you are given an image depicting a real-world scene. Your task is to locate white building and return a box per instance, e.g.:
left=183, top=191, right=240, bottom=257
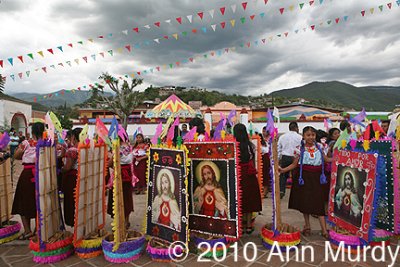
left=0, top=95, right=32, bottom=134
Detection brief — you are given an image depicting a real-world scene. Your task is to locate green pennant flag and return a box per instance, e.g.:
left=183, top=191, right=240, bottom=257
left=379, top=5, right=383, bottom=11
left=78, top=41, right=83, bottom=45
left=240, top=43, right=244, bottom=48
left=182, top=31, right=188, bottom=36
left=169, top=63, right=173, bottom=68
left=27, top=53, right=34, bottom=60
left=203, top=54, right=207, bottom=58
left=327, top=20, right=332, bottom=24
left=108, top=50, right=113, bottom=56
left=26, top=71, right=30, bottom=77
left=240, top=17, right=246, bottom=24
left=299, top=3, right=304, bottom=9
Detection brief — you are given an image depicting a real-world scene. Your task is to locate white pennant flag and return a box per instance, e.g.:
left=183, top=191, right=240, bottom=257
left=165, top=19, right=171, bottom=24
left=122, top=30, right=128, bottom=35
left=187, top=14, right=193, bottom=23
left=154, top=38, right=160, bottom=44
left=209, top=9, right=215, bottom=18
left=143, top=24, right=151, bottom=29
left=231, top=4, right=237, bottom=13
left=211, top=24, right=217, bottom=31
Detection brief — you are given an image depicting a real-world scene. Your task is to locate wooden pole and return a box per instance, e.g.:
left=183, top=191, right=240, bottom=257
left=49, top=147, right=58, bottom=236
left=272, top=136, right=281, bottom=229
left=83, top=148, right=89, bottom=237
left=113, top=140, right=126, bottom=245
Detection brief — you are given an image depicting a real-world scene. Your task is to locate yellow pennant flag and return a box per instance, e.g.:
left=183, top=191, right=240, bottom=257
left=370, top=8, right=374, bottom=14
left=74, top=58, right=79, bottom=65
left=289, top=5, right=294, bottom=11
left=79, top=124, right=89, bottom=144
left=37, top=51, right=44, bottom=57
left=230, top=19, right=236, bottom=27
left=117, top=47, right=123, bottom=54
left=172, top=33, right=178, bottom=40
left=130, top=73, right=135, bottom=78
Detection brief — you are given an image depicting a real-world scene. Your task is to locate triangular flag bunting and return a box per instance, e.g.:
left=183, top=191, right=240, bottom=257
left=262, top=38, right=266, bottom=43
left=165, top=19, right=171, bottom=24
left=154, top=38, right=160, bottom=43
left=68, top=43, right=73, bottom=48
left=289, top=5, right=294, bottom=11
left=361, top=10, right=365, bottom=16
left=172, top=33, right=178, bottom=40
left=133, top=27, right=139, bottom=33
left=187, top=15, right=192, bottom=23
left=169, top=63, right=173, bottom=68
left=379, top=5, right=384, bottom=11
left=163, top=35, right=169, bottom=39
left=82, top=56, right=88, bottom=63
left=300, top=3, right=305, bottom=9
left=176, top=61, right=180, bottom=66
left=197, top=12, right=204, bottom=19
left=57, top=46, right=63, bottom=52
left=78, top=41, right=83, bottom=45
left=91, top=54, right=96, bottom=61
left=260, top=12, right=265, bottom=18
left=284, top=32, right=289, bottom=37
left=202, top=27, right=207, bottom=33
left=99, top=52, right=105, bottom=57
left=26, top=71, right=30, bottom=77
left=344, top=16, right=348, bottom=21
left=335, top=18, right=340, bottom=23
left=176, top=17, right=182, bottom=24
left=66, top=61, right=71, bottom=66
left=220, top=7, right=225, bottom=15
left=231, top=4, right=237, bottom=13
left=156, top=66, right=160, bottom=71
left=18, top=73, right=23, bottom=79
left=327, top=20, right=332, bottom=24
left=230, top=19, right=236, bottom=27
left=38, top=51, right=44, bottom=57
left=264, top=0, right=268, bottom=4
left=108, top=50, right=113, bottom=56
left=397, top=0, right=400, bottom=6
left=370, top=8, right=374, bottom=14
left=98, top=35, right=104, bottom=39
left=42, top=67, right=47, bottom=73
left=246, top=42, right=250, bottom=47
left=143, top=25, right=150, bottom=29
left=309, top=0, right=314, bottom=5
left=10, top=75, right=15, bottom=81
left=242, top=2, right=248, bottom=10
left=17, top=56, right=23, bottom=63
left=220, top=22, right=226, bottom=29
left=279, top=8, right=284, bottom=14
left=387, top=3, right=392, bottom=9
left=311, top=25, right=315, bottom=30
left=240, top=17, right=246, bottom=23
left=211, top=25, right=217, bottom=31
left=50, top=64, right=55, bottom=69
left=211, top=52, right=215, bottom=56
left=189, top=58, right=194, bottom=62
left=122, top=30, right=128, bottom=35
left=295, top=29, right=299, bottom=33
left=192, top=28, right=197, bottom=33
left=47, top=48, right=54, bottom=54
left=250, top=15, right=255, bottom=20
left=125, top=45, right=131, bottom=52
left=209, top=9, right=215, bottom=18
left=27, top=53, right=34, bottom=60
left=74, top=59, right=79, bottom=65
left=117, top=48, right=123, bottom=54
left=319, top=0, right=324, bottom=4
left=7, top=58, right=13, bottom=66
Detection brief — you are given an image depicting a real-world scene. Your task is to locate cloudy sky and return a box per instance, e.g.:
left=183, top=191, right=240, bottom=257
left=1, top=0, right=399, bottom=97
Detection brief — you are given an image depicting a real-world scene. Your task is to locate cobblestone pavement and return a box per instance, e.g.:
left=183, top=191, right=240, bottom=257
left=3, top=161, right=399, bottom=267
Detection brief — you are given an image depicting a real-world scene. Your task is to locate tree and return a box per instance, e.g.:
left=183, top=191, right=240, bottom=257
left=96, top=73, right=144, bottom=130
left=0, top=74, right=5, bottom=94
left=52, top=102, right=79, bottom=130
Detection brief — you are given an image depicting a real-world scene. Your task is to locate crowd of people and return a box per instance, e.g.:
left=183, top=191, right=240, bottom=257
left=4, top=115, right=395, bottom=240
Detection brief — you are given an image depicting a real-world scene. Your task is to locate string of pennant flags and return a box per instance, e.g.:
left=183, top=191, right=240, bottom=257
left=4, top=0, right=396, bottom=83
left=0, top=0, right=337, bottom=70
left=30, top=1, right=400, bottom=102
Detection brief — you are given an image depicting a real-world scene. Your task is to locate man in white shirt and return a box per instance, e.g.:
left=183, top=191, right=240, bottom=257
left=278, top=122, right=302, bottom=199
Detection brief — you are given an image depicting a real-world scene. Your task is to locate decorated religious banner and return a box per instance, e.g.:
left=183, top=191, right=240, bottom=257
left=328, top=149, right=383, bottom=243
left=145, top=146, right=189, bottom=244
left=185, top=141, right=240, bottom=239
left=73, top=143, right=107, bottom=258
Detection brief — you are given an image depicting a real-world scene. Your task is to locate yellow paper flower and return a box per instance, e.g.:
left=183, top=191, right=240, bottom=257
left=176, top=154, right=182, bottom=165
left=153, top=152, right=159, bottom=162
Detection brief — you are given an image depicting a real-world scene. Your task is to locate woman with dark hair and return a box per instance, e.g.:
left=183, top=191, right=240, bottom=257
left=233, top=123, right=262, bottom=234
left=12, top=122, right=45, bottom=239
left=261, top=126, right=271, bottom=198
left=132, top=133, right=149, bottom=194
left=279, top=126, right=332, bottom=239
left=61, top=127, right=82, bottom=227
left=189, top=117, right=206, bottom=141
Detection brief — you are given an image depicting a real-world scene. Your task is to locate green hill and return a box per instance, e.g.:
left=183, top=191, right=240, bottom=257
left=273, top=81, right=400, bottom=111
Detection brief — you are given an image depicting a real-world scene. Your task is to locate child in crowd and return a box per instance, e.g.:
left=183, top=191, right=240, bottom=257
left=279, top=126, right=332, bottom=239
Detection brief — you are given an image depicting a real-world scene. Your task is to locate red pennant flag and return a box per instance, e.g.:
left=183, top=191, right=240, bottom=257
left=309, top=0, right=314, bottom=5
left=0, top=60, right=3, bottom=68
left=387, top=3, right=392, bottom=9
left=154, top=22, right=160, bottom=27
left=264, top=0, right=268, bottom=4
left=176, top=62, right=180, bottom=66
left=220, top=7, right=225, bottom=15
left=18, top=73, right=23, bottom=79
left=156, top=66, right=160, bottom=71
left=242, top=2, right=248, bottom=10
left=49, top=94, right=52, bottom=97
left=176, top=17, right=182, bottom=24
left=58, top=63, right=64, bottom=67
left=335, top=18, right=340, bottom=23
left=42, top=67, right=47, bottom=73
left=17, top=56, right=24, bottom=63
left=163, top=35, right=169, bottom=39
left=220, top=22, right=226, bottom=29
left=311, top=25, right=315, bottom=30
left=77, top=87, right=81, bottom=91
left=98, top=35, right=104, bottom=38
left=192, top=28, right=197, bottom=33
left=361, top=10, right=366, bottom=16
left=250, top=15, right=255, bottom=20
left=47, top=48, right=54, bottom=54
left=137, top=72, right=141, bottom=75
left=211, top=52, right=215, bottom=56
left=34, top=97, right=37, bottom=102
left=83, top=56, right=88, bottom=63
left=284, top=32, right=289, bottom=36
left=262, top=38, right=266, bottom=43
left=133, top=27, right=139, bottom=33
left=246, top=42, right=250, bottom=47
left=189, top=58, right=194, bottom=62
left=68, top=43, right=73, bottom=48
left=125, top=45, right=131, bottom=52
left=225, top=48, right=229, bottom=52
left=197, top=12, right=204, bottom=19
left=99, top=52, right=105, bottom=57
left=279, top=8, right=284, bottom=14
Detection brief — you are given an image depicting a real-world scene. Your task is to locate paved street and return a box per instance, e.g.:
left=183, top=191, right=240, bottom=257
left=3, top=161, right=399, bottom=267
